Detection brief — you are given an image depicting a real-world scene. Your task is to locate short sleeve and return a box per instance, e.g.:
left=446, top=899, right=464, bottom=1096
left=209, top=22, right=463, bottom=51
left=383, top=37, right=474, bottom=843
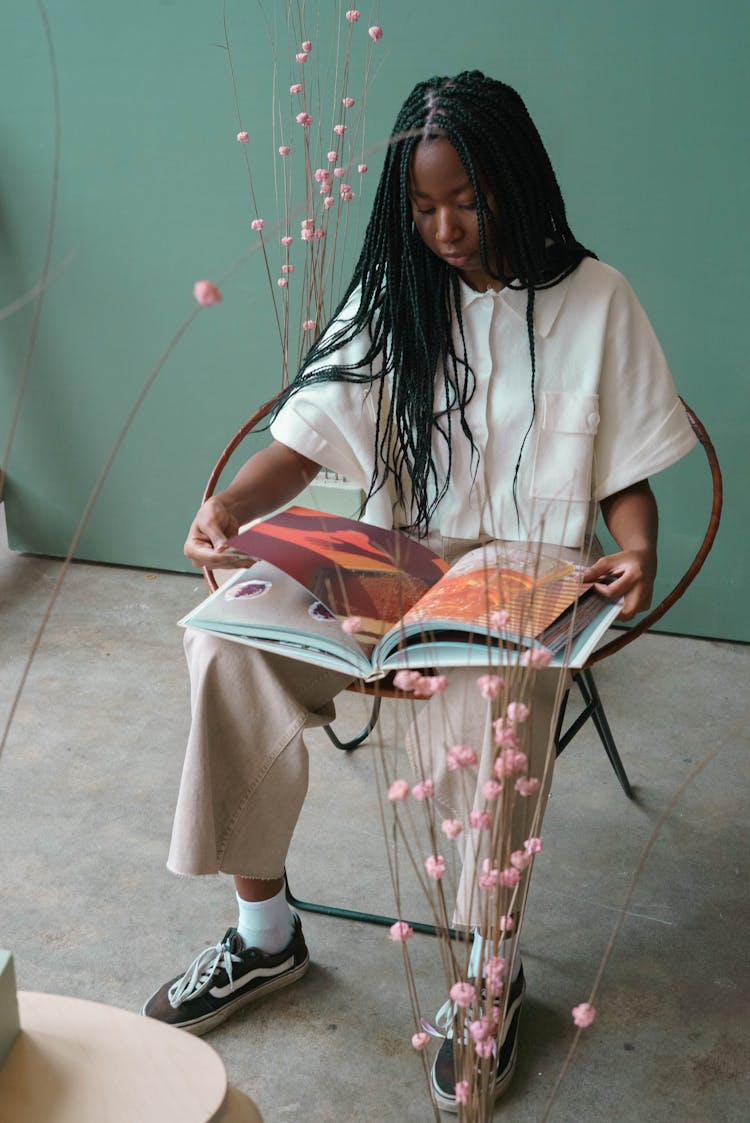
left=269, top=289, right=395, bottom=524
left=592, top=275, right=697, bottom=500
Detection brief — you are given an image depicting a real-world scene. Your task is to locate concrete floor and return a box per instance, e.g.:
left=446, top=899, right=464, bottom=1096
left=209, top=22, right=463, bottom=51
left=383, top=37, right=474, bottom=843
left=1, top=507, right=749, bottom=1122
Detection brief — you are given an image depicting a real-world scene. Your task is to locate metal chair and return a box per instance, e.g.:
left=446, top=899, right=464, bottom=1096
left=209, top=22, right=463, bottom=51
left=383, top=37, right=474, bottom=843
left=202, top=397, right=722, bottom=934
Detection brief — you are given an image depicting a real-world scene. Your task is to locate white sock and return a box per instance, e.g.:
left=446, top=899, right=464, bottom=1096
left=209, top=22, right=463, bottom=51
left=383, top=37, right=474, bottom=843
left=469, top=928, right=522, bottom=983
left=235, top=886, right=295, bottom=954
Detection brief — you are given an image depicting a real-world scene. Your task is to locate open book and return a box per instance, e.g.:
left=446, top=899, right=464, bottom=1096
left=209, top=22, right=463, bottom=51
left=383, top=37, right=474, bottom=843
left=179, top=507, right=622, bottom=679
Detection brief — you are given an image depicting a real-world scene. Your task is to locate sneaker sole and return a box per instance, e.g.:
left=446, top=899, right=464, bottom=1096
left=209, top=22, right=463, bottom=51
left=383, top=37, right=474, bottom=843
left=141, top=951, right=310, bottom=1036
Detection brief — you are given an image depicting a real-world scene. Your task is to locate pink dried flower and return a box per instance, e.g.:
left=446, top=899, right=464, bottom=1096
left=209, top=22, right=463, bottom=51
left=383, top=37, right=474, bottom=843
left=342, top=96, right=355, bottom=108
left=499, top=914, right=514, bottom=932
left=476, top=673, right=504, bottom=700
left=323, top=196, right=335, bottom=209
left=506, top=701, right=530, bottom=723
left=479, top=862, right=500, bottom=891
left=345, top=9, right=360, bottom=22
left=392, top=669, right=423, bottom=692
left=490, top=608, right=510, bottom=631
left=450, top=981, right=476, bottom=1008
left=301, top=39, right=312, bottom=52
left=358, top=163, right=368, bottom=173
left=236, top=130, right=249, bottom=143
left=499, top=866, right=521, bottom=888
left=296, top=52, right=308, bottom=64
left=425, top=854, right=446, bottom=880
left=327, top=149, right=338, bottom=162
left=289, top=84, right=303, bottom=95
left=387, top=779, right=410, bottom=801
left=524, top=836, right=544, bottom=854
left=193, top=280, right=222, bottom=306
left=515, top=777, right=541, bottom=797
left=281, top=235, right=293, bottom=246
left=416, top=674, right=448, bottom=695
left=469, top=810, right=492, bottom=831
left=510, top=849, right=532, bottom=871
left=572, top=1002, right=596, bottom=1028
left=300, top=228, right=313, bottom=242
left=389, top=920, right=414, bottom=942
left=368, top=25, right=384, bottom=41
left=455, top=1082, right=469, bottom=1106
left=493, top=748, right=528, bottom=778
left=250, top=218, right=265, bottom=231
left=302, top=319, right=317, bottom=331
left=277, top=278, right=287, bottom=288
left=522, top=646, right=553, bottom=668
left=314, top=168, right=327, bottom=182
left=493, top=717, right=520, bottom=749
left=341, top=188, right=354, bottom=202
left=485, top=956, right=506, bottom=995
left=296, top=112, right=312, bottom=127
left=412, top=1031, right=430, bottom=1050
left=333, top=124, right=347, bottom=136
left=441, top=818, right=463, bottom=840
left=341, top=615, right=361, bottom=634
left=446, top=744, right=478, bottom=771
left=475, top=1038, right=494, bottom=1058
left=281, top=264, right=294, bottom=274
left=483, top=779, right=503, bottom=801
left=333, top=166, right=345, bottom=178
left=278, top=144, right=291, bottom=155
left=412, top=779, right=435, bottom=801
left=469, top=1015, right=494, bottom=1044
left=301, top=218, right=314, bottom=231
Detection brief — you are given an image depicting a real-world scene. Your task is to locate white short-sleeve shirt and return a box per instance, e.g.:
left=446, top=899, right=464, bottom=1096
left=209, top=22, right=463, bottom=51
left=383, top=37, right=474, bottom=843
left=270, top=257, right=697, bottom=548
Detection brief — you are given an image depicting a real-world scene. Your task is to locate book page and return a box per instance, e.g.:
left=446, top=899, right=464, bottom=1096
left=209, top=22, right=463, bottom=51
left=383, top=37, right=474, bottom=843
left=400, top=542, right=582, bottom=641
left=227, top=507, right=448, bottom=644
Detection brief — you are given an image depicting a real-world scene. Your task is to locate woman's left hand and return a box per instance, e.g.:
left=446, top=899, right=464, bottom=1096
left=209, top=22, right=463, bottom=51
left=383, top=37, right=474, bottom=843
left=582, top=547, right=656, bottom=622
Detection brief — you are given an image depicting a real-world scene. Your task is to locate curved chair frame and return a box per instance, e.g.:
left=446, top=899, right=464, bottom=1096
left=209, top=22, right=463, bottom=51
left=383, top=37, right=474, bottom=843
left=201, top=397, right=722, bottom=933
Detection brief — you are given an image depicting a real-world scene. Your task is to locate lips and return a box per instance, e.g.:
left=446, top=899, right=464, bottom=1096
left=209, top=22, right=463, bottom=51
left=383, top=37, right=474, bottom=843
left=441, top=253, right=472, bottom=267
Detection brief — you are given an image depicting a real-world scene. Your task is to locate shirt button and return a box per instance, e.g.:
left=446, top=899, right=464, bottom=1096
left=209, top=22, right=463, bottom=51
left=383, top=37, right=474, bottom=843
left=587, top=412, right=600, bottom=431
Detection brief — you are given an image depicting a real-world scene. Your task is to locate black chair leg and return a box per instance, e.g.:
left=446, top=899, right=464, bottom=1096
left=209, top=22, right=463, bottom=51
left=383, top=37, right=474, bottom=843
left=284, top=872, right=466, bottom=940
left=322, top=695, right=382, bottom=751
left=574, top=669, right=634, bottom=799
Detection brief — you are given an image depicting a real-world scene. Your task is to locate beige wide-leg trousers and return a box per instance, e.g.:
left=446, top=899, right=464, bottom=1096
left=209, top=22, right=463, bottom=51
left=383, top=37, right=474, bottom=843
left=168, top=538, right=600, bottom=927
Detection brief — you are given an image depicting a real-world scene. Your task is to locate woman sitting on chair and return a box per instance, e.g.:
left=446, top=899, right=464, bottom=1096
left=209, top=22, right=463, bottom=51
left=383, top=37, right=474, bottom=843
left=142, top=71, right=696, bottom=1112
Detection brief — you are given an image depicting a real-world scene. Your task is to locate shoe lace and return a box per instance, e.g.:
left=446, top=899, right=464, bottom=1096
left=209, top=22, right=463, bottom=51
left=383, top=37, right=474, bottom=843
left=168, top=937, right=243, bottom=1009
left=421, top=997, right=457, bottom=1041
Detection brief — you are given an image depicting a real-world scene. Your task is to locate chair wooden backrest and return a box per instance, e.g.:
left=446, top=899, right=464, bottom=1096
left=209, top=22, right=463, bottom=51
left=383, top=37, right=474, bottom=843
left=202, top=395, right=723, bottom=673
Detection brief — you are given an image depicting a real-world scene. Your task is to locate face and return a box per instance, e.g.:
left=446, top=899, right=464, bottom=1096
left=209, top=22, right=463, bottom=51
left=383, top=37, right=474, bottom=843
left=408, top=138, right=502, bottom=292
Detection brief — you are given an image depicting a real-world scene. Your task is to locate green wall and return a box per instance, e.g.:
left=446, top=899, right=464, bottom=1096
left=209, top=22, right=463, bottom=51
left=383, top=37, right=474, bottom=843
left=1, top=1, right=747, bottom=640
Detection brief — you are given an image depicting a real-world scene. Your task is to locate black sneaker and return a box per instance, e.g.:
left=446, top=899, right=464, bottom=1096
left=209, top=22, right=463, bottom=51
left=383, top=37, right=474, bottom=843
left=141, top=915, right=309, bottom=1035
left=430, top=964, right=526, bottom=1113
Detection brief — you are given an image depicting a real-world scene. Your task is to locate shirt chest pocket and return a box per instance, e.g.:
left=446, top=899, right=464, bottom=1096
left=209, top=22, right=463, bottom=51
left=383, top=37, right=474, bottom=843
left=530, top=392, right=600, bottom=502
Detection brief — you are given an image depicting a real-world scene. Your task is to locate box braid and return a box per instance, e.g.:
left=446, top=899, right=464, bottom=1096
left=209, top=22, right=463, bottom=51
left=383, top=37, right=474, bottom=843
left=272, top=70, right=595, bottom=537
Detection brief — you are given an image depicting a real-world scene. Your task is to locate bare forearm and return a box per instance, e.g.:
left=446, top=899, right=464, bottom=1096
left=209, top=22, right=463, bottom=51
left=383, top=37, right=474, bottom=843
left=583, top=480, right=659, bottom=621
left=217, top=441, right=320, bottom=525
left=600, top=480, right=658, bottom=556
left=184, top=440, right=319, bottom=568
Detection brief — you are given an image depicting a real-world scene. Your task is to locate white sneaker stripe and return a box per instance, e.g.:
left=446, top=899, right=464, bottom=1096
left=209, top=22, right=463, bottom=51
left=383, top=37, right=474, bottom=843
left=209, top=954, right=295, bottom=999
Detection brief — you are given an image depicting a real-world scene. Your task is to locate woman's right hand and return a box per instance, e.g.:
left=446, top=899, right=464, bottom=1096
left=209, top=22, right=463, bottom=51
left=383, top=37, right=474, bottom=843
left=183, top=496, right=256, bottom=570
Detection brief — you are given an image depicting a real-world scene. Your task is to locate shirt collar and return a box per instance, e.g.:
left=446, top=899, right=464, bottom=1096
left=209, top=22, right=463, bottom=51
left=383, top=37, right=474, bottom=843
left=458, top=275, right=570, bottom=338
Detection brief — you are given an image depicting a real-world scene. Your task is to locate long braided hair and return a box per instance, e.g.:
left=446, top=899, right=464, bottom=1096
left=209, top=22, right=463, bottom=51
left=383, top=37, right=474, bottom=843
left=273, top=70, right=594, bottom=537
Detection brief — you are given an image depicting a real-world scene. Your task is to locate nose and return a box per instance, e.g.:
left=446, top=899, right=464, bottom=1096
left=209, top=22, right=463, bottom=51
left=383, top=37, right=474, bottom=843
left=435, top=208, right=462, bottom=245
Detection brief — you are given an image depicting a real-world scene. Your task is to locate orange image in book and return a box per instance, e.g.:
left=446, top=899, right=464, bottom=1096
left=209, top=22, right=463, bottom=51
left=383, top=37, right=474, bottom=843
left=403, top=564, right=583, bottom=641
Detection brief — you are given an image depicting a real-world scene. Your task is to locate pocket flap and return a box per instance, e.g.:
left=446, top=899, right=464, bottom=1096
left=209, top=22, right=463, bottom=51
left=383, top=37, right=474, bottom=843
left=542, top=392, right=600, bottom=435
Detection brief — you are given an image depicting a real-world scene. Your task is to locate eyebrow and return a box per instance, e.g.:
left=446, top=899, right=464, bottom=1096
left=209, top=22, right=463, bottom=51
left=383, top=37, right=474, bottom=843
left=409, top=181, right=474, bottom=199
